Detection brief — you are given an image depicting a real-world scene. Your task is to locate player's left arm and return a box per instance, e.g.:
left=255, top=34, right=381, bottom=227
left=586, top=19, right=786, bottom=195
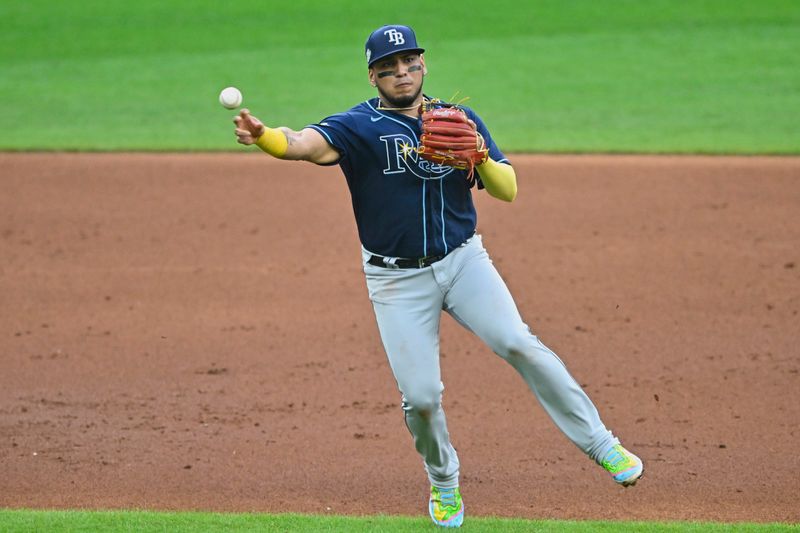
left=476, top=157, right=517, bottom=202
left=468, top=114, right=517, bottom=202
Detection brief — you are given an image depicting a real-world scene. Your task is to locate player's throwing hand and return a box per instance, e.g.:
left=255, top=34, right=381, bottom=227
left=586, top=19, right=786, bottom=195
left=233, top=109, right=266, bottom=145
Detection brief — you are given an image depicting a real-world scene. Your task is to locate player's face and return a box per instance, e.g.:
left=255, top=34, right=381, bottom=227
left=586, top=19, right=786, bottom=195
left=369, top=52, right=426, bottom=108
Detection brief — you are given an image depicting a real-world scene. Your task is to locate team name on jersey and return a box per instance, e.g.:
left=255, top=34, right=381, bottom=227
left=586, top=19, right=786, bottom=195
left=379, top=133, right=453, bottom=180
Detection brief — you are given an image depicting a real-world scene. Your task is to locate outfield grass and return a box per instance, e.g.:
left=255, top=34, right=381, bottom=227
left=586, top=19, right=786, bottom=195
left=0, top=510, right=797, bottom=533
left=1, top=0, right=798, bottom=152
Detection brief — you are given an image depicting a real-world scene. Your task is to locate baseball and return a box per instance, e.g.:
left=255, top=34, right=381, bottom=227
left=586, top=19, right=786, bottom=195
left=219, top=86, right=243, bottom=109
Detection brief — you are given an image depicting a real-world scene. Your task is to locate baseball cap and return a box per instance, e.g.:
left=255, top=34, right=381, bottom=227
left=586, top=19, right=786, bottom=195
left=365, top=25, right=425, bottom=67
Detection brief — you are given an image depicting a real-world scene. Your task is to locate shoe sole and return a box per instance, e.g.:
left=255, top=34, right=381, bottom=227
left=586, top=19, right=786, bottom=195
left=620, top=467, right=644, bottom=487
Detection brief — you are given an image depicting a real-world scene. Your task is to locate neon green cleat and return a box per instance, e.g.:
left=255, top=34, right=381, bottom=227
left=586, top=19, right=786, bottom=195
left=601, top=444, right=644, bottom=486
left=429, top=486, right=464, bottom=528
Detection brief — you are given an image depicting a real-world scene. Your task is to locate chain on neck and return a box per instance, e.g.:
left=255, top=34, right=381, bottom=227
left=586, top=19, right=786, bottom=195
left=376, top=96, right=429, bottom=112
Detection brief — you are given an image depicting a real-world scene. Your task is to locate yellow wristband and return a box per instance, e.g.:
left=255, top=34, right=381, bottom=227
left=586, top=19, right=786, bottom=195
left=255, top=128, right=289, bottom=158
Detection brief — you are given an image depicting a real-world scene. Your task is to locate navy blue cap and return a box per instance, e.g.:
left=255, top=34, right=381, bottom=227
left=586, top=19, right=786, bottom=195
left=365, top=25, right=425, bottom=67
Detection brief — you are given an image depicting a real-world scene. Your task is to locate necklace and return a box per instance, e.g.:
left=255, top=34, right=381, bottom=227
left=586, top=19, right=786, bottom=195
left=376, top=96, right=428, bottom=112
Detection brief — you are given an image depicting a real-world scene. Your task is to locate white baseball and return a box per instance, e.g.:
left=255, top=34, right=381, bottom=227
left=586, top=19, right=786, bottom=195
left=219, top=86, right=243, bottom=109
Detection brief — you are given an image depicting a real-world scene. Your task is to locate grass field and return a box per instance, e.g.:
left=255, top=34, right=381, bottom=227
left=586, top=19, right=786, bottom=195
left=1, top=0, right=799, bottom=152
left=1, top=510, right=798, bottom=533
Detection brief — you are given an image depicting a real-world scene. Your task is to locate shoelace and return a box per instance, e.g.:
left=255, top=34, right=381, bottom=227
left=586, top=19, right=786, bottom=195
left=605, top=449, right=626, bottom=469
left=438, top=488, right=457, bottom=508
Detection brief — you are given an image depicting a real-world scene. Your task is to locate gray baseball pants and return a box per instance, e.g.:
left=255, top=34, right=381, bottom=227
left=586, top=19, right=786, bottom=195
left=362, top=234, right=619, bottom=489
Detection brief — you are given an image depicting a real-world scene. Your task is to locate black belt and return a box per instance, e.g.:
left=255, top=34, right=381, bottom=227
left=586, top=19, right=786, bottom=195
left=368, top=253, right=446, bottom=269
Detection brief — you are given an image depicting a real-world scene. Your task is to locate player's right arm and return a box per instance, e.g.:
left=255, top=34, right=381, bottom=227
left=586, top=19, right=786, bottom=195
left=233, top=109, right=339, bottom=165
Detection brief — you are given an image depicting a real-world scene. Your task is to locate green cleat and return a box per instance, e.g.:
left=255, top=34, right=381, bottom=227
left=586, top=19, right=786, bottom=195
left=602, top=444, right=644, bottom=486
left=429, top=486, right=464, bottom=528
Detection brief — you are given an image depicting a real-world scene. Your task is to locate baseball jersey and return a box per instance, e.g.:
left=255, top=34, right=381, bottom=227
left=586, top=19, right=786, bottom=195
left=308, top=97, right=509, bottom=259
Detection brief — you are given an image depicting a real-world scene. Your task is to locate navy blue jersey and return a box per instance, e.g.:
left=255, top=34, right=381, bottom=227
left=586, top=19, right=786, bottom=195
left=308, top=97, right=509, bottom=258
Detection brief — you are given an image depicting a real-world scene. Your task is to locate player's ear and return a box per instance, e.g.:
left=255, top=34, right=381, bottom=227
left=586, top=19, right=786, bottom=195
left=420, top=54, right=428, bottom=76
left=368, top=68, right=377, bottom=87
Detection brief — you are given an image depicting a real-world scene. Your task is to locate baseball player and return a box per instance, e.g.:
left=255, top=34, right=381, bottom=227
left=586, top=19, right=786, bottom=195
left=233, top=24, right=643, bottom=528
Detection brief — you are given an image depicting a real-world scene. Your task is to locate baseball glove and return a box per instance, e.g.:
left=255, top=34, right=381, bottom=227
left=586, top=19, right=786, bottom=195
left=417, top=101, right=488, bottom=184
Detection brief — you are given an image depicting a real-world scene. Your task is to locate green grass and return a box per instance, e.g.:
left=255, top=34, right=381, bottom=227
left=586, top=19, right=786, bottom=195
left=0, top=0, right=800, bottom=154
left=0, top=1, right=799, bottom=152
left=0, top=510, right=797, bottom=533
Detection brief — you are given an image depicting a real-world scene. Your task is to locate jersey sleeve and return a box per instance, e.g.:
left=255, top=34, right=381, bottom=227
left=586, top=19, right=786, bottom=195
left=464, top=108, right=510, bottom=189
left=306, top=113, right=355, bottom=166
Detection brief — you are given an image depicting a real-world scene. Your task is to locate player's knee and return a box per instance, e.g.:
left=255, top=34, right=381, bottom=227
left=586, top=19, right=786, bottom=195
left=404, top=395, right=441, bottom=415
left=495, top=330, right=539, bottom=363
left=402, top=385, right=443, bottom=417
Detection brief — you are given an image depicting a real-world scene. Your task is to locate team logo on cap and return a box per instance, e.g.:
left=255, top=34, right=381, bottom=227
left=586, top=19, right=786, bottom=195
left=384, top=28, right=405, bottom=45
left=366, top=48, right=372, bottom=62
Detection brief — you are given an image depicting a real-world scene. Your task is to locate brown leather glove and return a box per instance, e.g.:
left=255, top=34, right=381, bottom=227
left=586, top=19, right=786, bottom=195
left=418, top=102, right=488, bottom=183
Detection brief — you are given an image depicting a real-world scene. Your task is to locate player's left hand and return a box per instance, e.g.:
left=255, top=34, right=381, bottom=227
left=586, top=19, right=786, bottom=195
left=417, top=103, right=488, bottom=181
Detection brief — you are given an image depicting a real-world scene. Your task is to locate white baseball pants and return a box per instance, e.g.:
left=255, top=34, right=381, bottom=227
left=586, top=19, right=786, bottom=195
left=362, top=234, right=619, bottom=489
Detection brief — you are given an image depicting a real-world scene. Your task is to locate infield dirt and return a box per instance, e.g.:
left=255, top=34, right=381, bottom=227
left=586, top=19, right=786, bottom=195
left=1, top=153, right=798, bottom=522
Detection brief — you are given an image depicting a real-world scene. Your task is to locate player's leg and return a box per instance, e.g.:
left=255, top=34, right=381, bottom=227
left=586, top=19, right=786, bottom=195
left=363, top=254, right=460, bottom=489
left=435, top=235, right=630, bottom=470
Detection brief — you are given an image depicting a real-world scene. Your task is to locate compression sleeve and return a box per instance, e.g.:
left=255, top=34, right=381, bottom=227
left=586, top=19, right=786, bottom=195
left=476, top=157, right=517, bottom=202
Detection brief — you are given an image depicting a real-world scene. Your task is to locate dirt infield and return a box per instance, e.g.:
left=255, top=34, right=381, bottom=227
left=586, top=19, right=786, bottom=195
left=1, top=153, right=798, bottom=522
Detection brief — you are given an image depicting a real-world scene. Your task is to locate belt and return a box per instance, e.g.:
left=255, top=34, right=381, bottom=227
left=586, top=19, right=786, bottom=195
left=368, top=253, right=446, bottom=269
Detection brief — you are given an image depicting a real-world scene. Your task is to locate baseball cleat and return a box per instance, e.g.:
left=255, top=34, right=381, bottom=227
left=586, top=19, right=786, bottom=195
left=429, top=485, right=464, bottom=528
left=601, top=444, right=644, bottom=486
